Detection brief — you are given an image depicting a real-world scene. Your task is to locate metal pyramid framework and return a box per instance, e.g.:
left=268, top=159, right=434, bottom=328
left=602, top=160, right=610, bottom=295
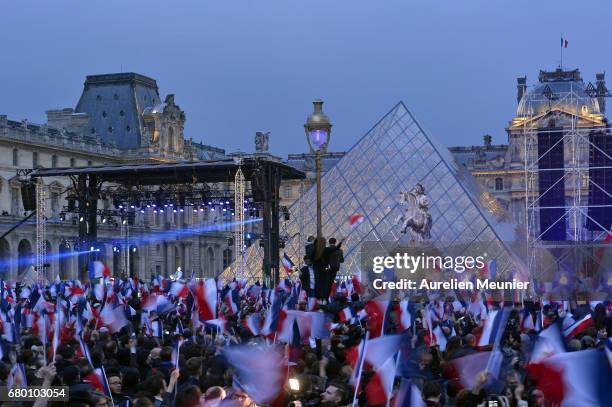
left=224, top=102, right=523, bottom=283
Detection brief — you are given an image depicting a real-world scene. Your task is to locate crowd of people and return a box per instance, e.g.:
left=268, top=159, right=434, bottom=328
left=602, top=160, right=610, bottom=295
left=0, top=236, right=609, bottom=407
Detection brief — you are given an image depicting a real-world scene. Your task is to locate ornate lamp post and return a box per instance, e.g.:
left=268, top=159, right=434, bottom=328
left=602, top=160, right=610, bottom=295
left=304, top=99, right=332, bottom=259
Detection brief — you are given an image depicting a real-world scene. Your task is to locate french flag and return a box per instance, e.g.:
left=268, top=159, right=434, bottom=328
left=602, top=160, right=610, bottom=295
left=281, top=253, right=294, bottom=274
left=224, top=345, right=285, bottom=404
left=528, top=349, right=612, bottom=406
left=365, top=355, right=397, bottom=405
left=361, top=335, right=402, bottom=405
left=563, top=313, right=593, bottom=340
left=224, top=288, right=240, bottom=315
left=397, top=300, right=412, bottom=332
left=191, top=279, right=217, bottom=322
left=393, top=379, right=425, bottom=407
left=243, top=314, right=262, bottom=336
left=476, top=308, right=510, bottom=347
left=99, top=304, right=128, bottom=334
left=351, top=274, right=363, bottom=295
left=363, top=299, right=389, bottom=338
left=169, top=281, right=189, bottom=299
left=348, top=214, right=365, bottom=228
left=261, top=291, right=283, bottom=336
left=85, top=367, right=112, bottom=398
left=88, top=261, right=110, bottom=280
left=339, top=306, right=354, bottom=323
left=449, top=351, right=496, bottom=390
left=530, top=322, right=566, bottom=364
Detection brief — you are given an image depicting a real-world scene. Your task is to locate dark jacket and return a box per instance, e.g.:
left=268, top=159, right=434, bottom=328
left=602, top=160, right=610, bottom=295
left=299, top=265, right=315, bottom=297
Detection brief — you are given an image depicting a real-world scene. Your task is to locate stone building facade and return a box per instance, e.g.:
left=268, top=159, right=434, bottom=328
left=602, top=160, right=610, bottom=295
left=0, top=73, right=230, bottom=281
left=449, top=67, right=609, bottom=238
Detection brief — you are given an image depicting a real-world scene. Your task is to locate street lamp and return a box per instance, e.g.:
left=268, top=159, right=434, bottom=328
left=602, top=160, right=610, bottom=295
left=304, top=99, right=332, bottom=260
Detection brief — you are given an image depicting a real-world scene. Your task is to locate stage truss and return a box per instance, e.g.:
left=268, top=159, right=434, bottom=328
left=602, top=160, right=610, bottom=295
left=520, top=81, right=612, bottom=282
left=35, top=179, right=47, bottom=284
left=234, top=166, right=246, bottom=280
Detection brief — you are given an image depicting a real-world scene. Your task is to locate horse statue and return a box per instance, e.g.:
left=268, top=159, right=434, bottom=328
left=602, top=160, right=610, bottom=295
left=396, top=183, right=432, bottom=241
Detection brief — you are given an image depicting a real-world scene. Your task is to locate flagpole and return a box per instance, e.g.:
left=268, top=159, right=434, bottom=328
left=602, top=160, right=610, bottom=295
left=351, top=332, right=370, bottom=406
left=386, top=350, right=401, bottom=407
left=560, top=33, right=563, bottom=69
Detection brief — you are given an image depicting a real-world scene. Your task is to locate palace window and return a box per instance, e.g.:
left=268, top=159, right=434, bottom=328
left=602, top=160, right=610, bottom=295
left=12, top=149, right=18, bottom=166
left=70, top=158, right=76, bottom=167
left=495, top=178, right=504, bottom=191
left=52, top=155, right=58, bottom=168
left=11, top=187, right=20, bottom=215
left=33, top=152, right=39, bottom=168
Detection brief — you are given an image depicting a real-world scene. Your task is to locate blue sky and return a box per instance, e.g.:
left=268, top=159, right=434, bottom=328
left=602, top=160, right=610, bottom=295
left=2, top=0, right=611, bottom=157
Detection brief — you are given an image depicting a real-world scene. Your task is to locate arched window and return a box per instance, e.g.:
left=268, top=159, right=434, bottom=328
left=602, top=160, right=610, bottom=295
left=495, top=178, right=503, bottom=191
left=168, top=127, right=175, bottom=151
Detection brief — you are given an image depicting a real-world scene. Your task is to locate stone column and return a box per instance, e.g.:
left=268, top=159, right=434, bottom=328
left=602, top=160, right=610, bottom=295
left=139, top=245, right=146, bottom=278
left=215, top=244, right=222, bottom=277
left=8, top=236, right=17, bottom=281
left=184, top=242, right=192, bottom=274
left=165, top=242, right=173, bottom=277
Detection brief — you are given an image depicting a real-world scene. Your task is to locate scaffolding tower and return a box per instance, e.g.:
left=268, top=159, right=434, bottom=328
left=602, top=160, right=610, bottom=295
left=521, top=74, right=612, bottom=282
left=35, top=179, right=47, bottom=284
left=234, top=166, right=245, bottom=280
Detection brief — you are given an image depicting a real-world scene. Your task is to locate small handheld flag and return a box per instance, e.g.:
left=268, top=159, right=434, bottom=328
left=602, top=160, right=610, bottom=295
left=88, top=261, right=110, bottom=280
left=281, top=253, right=294, bottom=274
left=348, top=214, right=364, bottom=228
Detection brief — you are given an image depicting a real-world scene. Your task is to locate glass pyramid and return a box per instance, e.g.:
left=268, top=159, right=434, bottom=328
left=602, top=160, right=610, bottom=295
left=225, top=102, right=523, bottom=283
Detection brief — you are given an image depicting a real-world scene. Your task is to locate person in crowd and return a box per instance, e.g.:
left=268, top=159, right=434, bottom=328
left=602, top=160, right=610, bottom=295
left=0, top=270, right=608, bottom=407
left=324, top=237, right=344, bottom=296
left=299, top=256, right=316, bottom=299
left=106, top=367, right=130, bottom=405
left=319, top=382, right=348, bottom=406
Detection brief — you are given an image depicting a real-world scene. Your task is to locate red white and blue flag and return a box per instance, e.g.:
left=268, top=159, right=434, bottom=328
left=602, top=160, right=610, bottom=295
left=563, top=313, right=593, bottom=340
left=348, top=214, right=365, bottom=228
left=476, top=308, right=510, bottom=347
left=88, top=261, right=110, bottom=280
left=281, top=253, right=294, bottom=274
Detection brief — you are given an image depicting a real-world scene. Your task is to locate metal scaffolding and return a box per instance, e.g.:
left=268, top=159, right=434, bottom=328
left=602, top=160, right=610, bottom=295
left=35, top=179, right=47, bottom=284
left=234, top=166, right=245, bottom=280
left=520, top=78, right=612, bottom=279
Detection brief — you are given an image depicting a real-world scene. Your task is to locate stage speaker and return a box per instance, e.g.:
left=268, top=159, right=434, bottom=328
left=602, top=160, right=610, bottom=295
left=21, top=181, right=37, bottom=212
left=127, top=212, right=135, bottom=226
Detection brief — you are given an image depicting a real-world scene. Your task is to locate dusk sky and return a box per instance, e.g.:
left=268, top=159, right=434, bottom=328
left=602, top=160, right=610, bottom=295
left=2, top=0, right=612, bottom=157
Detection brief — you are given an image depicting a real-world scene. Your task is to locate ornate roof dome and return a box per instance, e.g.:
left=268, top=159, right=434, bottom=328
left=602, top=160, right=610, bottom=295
left=516, top=68, right=601, bottom=117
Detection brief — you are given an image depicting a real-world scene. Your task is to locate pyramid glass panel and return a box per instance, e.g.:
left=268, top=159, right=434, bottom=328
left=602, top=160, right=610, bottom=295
left=223, top=102, right=523, bottom=282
